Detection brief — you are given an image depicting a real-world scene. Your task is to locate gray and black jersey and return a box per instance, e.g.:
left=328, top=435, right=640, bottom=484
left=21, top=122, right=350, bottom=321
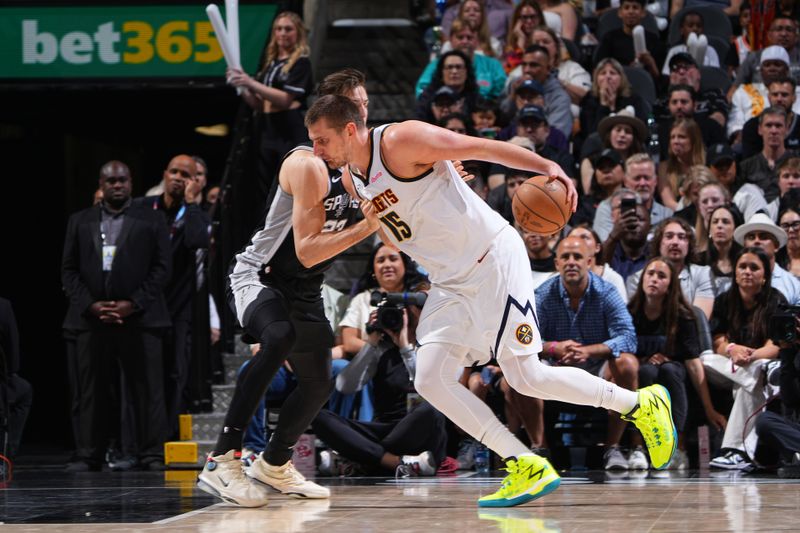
left=229, top=145, right=361, bottom=299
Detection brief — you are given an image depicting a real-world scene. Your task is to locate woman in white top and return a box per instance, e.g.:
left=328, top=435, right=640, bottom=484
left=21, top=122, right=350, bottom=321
left=568, top=224, right=629, bottom=302
left=339, top=244, right=429, bottom=356
left=532, top=26, right=591, bottom=105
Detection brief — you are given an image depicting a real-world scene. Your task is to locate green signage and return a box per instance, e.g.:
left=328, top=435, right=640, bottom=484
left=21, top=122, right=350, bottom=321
left=0, top=4, right=277, bottom=78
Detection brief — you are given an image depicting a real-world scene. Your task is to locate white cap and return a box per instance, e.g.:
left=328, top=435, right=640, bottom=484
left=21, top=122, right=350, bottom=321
left=760, top=45, right=791, bottom=66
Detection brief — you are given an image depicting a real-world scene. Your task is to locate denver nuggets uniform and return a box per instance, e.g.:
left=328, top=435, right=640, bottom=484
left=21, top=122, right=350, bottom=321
left=350, top=124, right=542, bottom=361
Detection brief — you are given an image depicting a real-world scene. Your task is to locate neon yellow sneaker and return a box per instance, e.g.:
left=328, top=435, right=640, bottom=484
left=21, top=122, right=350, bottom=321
left=477, top=455, right=560, bottom=508
left=622, top=384, right=676, bottom=470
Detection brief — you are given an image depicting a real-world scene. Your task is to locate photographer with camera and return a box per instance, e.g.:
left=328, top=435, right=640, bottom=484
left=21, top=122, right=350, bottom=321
left=755, top=316, right=800, bottom=478
left=313, top=244, right=448, bottom=476
left=702, top=247, right=787, bottom=471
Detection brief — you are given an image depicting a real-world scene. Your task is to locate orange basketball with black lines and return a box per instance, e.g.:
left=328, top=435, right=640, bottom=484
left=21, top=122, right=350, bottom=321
left=512, top=175, right=570, bottom=234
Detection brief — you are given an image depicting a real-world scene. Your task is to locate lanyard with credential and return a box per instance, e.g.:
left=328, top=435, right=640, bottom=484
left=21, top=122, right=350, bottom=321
left=153, top=198, right=185, bottom=240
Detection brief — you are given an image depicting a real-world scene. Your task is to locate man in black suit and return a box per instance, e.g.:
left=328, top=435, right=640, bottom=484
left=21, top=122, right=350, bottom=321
left=0, top=297, right=32, bottom=461
left=139, top=155, right=211, bottom=436
left=62, top=160, right=171, bottom=471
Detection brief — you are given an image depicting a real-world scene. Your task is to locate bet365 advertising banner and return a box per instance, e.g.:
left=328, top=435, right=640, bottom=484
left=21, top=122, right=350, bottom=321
left=0, top=4, right=277, bottom=79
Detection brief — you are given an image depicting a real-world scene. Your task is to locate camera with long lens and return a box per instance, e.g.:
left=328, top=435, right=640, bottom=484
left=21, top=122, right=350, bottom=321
left=769, top=303, right=800, bottom=344
left=366, top=290, right=428, bottom=333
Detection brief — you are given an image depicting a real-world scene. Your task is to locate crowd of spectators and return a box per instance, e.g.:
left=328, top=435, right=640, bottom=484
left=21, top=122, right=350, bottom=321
left=366, top=0, right=800, bottom=475
left=7, top=2, right=799, bottom=477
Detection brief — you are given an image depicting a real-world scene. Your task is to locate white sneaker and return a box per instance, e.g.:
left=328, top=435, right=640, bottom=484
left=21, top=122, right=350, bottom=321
left=666, top=448, right=689, bottom=470
left=710, top=450, right=753, bottom=471
left=604, top=446, right=629, bottom=470
left=399, top=451, right=437, bottom=476
left=197, top=450, right=269, bottom=507
left=247, top=455, right=330, bottom=499
left=628, top=446, right=649, bottom=470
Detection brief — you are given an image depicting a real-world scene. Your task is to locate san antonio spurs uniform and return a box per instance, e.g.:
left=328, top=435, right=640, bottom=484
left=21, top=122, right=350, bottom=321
left=349, top=124, right=542, bottom=361
left=229, top=145, right=360, bottom=345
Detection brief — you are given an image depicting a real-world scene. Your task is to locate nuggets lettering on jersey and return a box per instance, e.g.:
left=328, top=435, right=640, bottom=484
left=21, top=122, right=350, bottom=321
left=350, top=124, right=508, bottom=284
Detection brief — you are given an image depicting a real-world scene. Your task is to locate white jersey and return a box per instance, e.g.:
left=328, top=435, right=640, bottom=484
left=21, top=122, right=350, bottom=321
left=350, top=124, right=508, bottom=286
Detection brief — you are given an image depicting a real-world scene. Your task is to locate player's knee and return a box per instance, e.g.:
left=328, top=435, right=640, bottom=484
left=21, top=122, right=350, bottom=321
left=258, top=320, right=296, bottom=355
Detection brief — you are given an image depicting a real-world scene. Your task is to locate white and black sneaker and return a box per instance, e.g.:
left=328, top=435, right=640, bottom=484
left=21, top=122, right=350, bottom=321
left=396, top=451, right=437, bottom=478
left=197, top=450, right=270, bottom=507
left=603, top=446, right=629, bottom=470
left=710, top=450, right=753, bottom=471
left=247, top=455, right=330, bottom=499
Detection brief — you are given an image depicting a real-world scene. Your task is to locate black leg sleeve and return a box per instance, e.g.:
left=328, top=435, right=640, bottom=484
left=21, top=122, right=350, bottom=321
left=264, top=345, right=332, bottom=466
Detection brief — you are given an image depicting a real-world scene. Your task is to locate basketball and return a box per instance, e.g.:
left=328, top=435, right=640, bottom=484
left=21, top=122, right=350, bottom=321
left=512, top=175, right=570, bottom=234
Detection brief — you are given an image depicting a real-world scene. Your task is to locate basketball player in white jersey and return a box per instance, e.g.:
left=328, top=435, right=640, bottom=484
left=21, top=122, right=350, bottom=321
left=305, top=94, right=676, bottom=508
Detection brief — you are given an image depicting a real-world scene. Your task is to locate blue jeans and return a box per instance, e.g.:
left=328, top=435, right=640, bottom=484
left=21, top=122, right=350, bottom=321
left=328, top=358, right=374, bottom=422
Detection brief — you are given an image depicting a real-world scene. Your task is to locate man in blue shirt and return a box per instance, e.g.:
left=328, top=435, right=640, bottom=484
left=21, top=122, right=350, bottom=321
left=535, top=236, right=643, bottom=469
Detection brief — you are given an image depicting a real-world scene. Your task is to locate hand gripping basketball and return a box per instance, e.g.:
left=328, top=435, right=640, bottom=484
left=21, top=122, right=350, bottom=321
left=512, top=175, right=571, bottom=234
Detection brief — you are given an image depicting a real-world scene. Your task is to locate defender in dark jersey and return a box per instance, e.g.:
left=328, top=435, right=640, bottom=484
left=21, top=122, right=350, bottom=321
left=197, top=137, right=378, bottom=505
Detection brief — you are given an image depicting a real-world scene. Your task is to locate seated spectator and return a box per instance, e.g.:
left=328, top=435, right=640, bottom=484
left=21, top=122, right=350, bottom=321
left=438, top=112, right=476, bottom=136
left=730, top=4, right=752, bottom=69
left=509, top=105, right=573, bottom=173
left=501, top=45, right=573, bottom=137
left=568, top=224, right=629, bottom=302
left=577, top=58, right=649, bottom=154
left=662, top=10, right=720, bottom=76
left=502, top=0, right=545, bottom=72
left=729, top=46, right=800, bottom=142
left=741, top=107, right=800, bottom=202
left=755, top=333, right=800, bottom=478
left=594, top=0, right=666, bottom=81
left=471, top=97, right=502, bottom=139
left=703, top=247, right=785, bottom=470
left=580, top=108, right=647, bottom=197
left=442, top=0, right=516, bottom=45
left=594, top=153, right=673, bottom=241
left=706, top=144, right=769, bottom=222
left=626, top=217, right=715, bottom=317
left=697, top=204, right=745, bottom=297
left=535, top=237, right=640, bottom=470
left=517, top=223, right=558, bottom=288
left=314, top=245, right=446, bottom=476
left=601, top=194, right=652, bottom=282
left=533, top=26, right=590, bottom=106
left=539, top=0, right=579, bottom=40
left=741, top=77, right=800, bottom=159
left=658, top=119, right=707, bottom=210
left=776, top=206, right=800, bottom=277
left=628, top=256, right=726, bottom=469
left=572, top=148, right=625, bottom=227
left=766, top=157, right=800, bottom=220
left=488, top=166, right=531, bottom=224
left=734, top=213, right=800, bottom=304
left=657, top=84, right=728, bottom=161
left=653, top=53, right=728, bottom=128
left=732, top=16, right=800, bottom=88
left=674, top=165, right=717, bottom=231
left=416, top=51, right=479, bottom=124
left=441, top=3, right=503, bottom=58
left=416, top=18, right=507, bottom=100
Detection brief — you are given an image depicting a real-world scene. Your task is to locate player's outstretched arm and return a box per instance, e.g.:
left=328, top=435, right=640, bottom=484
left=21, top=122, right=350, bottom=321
left=283, top=153, right=379, bottom=268
left=386, top=121, right=577, bottom=210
